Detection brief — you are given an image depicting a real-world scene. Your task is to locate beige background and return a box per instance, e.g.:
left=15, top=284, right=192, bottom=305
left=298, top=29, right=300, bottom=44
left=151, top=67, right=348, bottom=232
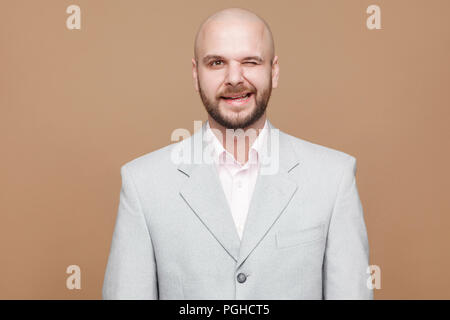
left=1, top=0, right=449, bottom=299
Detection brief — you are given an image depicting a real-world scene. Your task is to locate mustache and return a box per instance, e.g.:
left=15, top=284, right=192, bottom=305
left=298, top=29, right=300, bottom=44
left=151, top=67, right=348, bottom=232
left=218, top=87, right=254, bottom=97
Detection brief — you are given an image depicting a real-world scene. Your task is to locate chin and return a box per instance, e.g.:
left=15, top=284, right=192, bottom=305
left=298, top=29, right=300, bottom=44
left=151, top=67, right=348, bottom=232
left=221, top=111, right=253, bottom=124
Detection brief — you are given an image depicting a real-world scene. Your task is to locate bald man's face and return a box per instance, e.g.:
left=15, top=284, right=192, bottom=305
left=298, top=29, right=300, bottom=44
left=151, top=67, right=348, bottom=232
left=192, top=18, right=279, bottom=129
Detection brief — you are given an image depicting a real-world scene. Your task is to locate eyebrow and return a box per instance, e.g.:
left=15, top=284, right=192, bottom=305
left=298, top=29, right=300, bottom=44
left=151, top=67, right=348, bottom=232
left=202, top=55, right=264, bottom=64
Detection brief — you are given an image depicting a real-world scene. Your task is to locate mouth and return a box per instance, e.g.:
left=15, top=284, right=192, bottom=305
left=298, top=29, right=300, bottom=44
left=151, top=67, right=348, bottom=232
left=220, top=92, right=253, bottom=106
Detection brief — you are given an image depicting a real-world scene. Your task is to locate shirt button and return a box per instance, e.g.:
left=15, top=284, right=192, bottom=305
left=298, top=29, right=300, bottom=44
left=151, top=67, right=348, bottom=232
left=237, top=273, right=247, bottom=283
left=236, top=180, right=242, bottom=188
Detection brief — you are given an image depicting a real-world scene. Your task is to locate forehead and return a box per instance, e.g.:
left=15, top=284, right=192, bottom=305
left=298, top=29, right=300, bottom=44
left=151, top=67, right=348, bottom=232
left=198, top=20, right=268, bottom=60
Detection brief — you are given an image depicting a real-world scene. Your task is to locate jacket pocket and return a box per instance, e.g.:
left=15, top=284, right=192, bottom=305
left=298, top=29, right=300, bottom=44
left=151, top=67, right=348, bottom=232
left=276, top=224, right=326, bottom=249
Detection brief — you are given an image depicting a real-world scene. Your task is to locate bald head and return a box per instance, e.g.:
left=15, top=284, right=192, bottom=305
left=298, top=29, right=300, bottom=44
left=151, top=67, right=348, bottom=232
left=194, top=8, right=275, bottom=64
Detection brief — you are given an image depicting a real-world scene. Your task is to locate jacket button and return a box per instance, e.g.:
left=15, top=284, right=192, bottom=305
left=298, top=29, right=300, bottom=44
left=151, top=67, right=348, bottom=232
left=237, top=273, right=247, bottom=283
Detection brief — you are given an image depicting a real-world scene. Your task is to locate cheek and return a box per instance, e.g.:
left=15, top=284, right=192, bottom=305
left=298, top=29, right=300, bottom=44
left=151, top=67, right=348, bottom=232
left=244, top=69, right=271, bottom=91
left=199, top=71, right=224, bottom=96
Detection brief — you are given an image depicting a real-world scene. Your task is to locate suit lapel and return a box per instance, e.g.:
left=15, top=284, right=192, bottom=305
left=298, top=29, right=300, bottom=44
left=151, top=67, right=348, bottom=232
left=178, top=123, right=241, bottom=261
left=177, top=120, right=300, bottom=266
left=237, top=121, right=300, bottom=268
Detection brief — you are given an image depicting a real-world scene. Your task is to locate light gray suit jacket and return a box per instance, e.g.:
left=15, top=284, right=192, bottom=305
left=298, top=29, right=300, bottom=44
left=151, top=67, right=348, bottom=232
left=102, top=120, right=373, bottom=300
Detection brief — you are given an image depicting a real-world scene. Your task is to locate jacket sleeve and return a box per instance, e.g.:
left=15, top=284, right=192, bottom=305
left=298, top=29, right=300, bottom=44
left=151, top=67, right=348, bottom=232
left=323, top=156, right=373, bottom=299
left=102, top=164, right=158, bottom=299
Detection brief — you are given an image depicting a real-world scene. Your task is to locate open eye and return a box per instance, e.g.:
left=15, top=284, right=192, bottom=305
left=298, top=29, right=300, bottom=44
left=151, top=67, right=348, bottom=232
left=210, top=60, right=224, bottom=66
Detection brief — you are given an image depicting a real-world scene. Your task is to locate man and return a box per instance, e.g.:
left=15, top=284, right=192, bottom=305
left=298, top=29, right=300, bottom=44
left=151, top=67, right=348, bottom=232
left=102, top=8, right=372, bottom=300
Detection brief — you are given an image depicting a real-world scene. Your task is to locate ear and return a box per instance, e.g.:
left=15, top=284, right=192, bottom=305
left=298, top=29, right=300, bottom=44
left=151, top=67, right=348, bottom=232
left=271, top=55, right=280, bottom=89
left=192, top=58, right=199, bottom=92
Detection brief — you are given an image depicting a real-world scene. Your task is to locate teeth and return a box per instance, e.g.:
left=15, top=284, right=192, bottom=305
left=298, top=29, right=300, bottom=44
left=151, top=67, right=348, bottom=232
left=227, top=93, right=248, bottom=99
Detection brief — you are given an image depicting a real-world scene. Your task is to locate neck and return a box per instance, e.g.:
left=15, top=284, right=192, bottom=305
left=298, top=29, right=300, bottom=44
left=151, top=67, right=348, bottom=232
left=208, top=114, right=267, bottom=165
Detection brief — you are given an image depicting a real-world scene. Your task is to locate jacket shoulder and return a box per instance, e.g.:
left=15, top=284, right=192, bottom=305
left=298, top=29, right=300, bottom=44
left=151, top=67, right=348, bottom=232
left=281, top=131, right=356, bottom=169
left=120, top=141, right=178, bottom=177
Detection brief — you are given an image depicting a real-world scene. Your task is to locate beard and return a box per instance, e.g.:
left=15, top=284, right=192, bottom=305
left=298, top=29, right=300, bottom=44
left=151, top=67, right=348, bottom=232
left=198, top=81, right=272, bottom=130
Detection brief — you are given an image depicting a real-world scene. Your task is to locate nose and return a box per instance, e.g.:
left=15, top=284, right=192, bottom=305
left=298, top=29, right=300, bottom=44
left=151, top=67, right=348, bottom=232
left=224, top=61, right=244, bottom=87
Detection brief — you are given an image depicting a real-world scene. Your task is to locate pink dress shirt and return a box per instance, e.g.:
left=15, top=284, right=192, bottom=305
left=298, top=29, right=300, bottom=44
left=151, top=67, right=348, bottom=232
left=205, top=120, right=269, bottom=239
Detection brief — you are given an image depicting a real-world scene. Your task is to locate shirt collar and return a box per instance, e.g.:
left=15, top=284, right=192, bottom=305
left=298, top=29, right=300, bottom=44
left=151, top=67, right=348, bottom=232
left=205, top=120, right=269, bottom=168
